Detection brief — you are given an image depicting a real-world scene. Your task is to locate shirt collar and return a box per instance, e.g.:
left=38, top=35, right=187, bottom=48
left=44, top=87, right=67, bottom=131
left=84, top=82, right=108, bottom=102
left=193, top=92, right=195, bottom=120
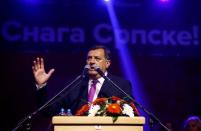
left=89, top=71, right=108, bottom=85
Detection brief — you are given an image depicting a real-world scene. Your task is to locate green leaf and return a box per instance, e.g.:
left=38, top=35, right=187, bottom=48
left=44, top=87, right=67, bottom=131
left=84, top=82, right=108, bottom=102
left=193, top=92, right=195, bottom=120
left=112, top=116, right=118, bottom=123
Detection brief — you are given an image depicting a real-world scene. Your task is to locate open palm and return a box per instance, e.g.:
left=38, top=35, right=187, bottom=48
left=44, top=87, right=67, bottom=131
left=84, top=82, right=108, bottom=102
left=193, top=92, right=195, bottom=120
left=32, top=57, right=55, bottom=86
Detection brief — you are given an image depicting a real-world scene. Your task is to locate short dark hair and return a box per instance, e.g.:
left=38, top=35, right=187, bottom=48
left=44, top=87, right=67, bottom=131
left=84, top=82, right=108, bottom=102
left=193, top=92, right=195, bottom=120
left=88, top=45, right=111, bottom=60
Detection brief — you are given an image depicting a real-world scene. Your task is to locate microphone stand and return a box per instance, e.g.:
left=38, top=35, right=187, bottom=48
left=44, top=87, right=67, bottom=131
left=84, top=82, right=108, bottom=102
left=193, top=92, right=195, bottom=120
left=12, top=75, right=83, bottom=131
left=101, top=74, right=170, bottom=131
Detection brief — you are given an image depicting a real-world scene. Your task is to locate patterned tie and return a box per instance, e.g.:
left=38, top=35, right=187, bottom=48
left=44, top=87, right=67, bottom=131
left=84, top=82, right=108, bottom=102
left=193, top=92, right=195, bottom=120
left=88, top=80, right=98, bottom=103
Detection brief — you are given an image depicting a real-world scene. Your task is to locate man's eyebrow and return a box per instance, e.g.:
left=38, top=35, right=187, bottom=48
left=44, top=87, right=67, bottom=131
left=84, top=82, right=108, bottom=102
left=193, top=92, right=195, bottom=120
left=87, top=55, right=101, bottom=57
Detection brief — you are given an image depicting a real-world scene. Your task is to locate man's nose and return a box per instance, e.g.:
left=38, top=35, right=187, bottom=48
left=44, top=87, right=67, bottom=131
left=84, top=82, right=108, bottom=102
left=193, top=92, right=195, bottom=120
left=89, top=58, right=96, bottom=64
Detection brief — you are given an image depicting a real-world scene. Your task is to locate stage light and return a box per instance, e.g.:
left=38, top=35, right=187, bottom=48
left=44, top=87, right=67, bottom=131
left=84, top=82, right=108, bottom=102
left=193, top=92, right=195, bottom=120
left=160, top=0, right=169, bottom=3
left=157, top=0, right=173, bottom=8
left=104, top=0, right=110, bottom=2
left=23, top=0, right=40, bottom=4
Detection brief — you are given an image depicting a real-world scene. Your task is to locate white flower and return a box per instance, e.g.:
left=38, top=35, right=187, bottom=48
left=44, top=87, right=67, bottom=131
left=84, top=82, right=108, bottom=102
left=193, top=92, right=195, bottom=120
left=88, top=105, right=100, bottom=116
left=122, top=104, right=135, bottom=117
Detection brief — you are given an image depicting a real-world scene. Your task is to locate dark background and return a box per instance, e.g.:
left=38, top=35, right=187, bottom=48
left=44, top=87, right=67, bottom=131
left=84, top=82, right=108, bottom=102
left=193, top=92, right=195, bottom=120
left=1, top=0, right=201, bottom=130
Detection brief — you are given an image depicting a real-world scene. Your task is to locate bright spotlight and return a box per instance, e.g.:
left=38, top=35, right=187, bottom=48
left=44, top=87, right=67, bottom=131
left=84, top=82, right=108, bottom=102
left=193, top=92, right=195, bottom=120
left=104, top=0, right=110, bottom=2
left=23, top=0, right=40, bottom=4
left=160, top=0, right=169, bottom=3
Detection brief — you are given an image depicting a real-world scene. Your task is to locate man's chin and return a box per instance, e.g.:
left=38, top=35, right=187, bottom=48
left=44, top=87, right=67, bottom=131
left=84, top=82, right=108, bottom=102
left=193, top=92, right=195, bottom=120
left=88, top=70, right=97, bottom=74
left=88, top=72, right=98, bottom=76
left=88, top=71, right=100, bottom=78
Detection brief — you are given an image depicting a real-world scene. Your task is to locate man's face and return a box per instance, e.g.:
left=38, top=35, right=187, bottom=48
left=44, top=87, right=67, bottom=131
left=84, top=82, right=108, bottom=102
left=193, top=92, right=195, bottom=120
left=186, top=121, right=200, bottom=131
left=86, top=48, right=110, bottom=78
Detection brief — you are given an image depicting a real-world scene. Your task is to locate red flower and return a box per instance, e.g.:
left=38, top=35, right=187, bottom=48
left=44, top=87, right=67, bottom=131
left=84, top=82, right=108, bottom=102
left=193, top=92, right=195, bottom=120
left=93, top=98, right=107, bottom=105
left=111, top=96, right=122, bottom=101
left=130, top=102, right=140, bottom=116
left=75, top=104, right=90, bottom=116
left=107, top=103, right=121, bottom=114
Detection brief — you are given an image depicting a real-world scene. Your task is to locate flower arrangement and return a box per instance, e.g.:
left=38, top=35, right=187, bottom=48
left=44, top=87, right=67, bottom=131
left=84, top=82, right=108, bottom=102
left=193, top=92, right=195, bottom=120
left=75, top=96, right=139, bottom=122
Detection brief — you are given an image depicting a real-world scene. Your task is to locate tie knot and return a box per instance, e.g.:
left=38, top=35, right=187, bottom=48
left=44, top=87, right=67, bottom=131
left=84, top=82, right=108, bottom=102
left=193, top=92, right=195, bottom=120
left=92, top=80, right=98, bottom=85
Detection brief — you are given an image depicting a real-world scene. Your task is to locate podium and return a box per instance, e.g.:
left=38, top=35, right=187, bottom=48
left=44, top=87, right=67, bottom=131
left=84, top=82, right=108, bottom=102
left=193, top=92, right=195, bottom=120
left=52, top=116, right=145, bottom=131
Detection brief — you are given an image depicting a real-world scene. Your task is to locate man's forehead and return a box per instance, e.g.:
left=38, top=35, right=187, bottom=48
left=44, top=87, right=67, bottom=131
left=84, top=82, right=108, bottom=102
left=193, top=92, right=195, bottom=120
left=88, top=49, right=104, bottom=55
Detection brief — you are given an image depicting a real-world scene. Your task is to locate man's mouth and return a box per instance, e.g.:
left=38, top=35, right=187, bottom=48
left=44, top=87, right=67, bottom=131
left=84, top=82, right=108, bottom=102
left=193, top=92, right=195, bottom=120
left=89, top=65, right=95, bottom=69
left=88, top=68, right=96, bottom=71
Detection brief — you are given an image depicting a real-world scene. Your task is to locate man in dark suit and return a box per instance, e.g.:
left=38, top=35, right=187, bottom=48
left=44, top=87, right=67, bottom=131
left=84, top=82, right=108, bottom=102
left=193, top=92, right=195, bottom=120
left=33, top=45, right=135, bottom=115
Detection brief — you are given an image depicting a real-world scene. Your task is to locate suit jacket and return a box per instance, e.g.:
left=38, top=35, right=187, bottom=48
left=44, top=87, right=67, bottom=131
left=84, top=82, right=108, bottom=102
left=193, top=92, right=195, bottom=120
left=37, top=73, right=134, bottom=116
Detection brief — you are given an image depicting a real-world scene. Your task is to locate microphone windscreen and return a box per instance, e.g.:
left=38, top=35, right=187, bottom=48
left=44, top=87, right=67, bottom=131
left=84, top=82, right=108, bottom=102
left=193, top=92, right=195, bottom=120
left=84, top=65, right=90, bottom=69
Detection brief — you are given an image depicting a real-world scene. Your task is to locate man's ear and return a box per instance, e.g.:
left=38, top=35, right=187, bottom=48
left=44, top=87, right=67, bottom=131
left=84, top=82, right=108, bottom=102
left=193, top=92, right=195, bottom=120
left=106, top=60, right=111, bottom=68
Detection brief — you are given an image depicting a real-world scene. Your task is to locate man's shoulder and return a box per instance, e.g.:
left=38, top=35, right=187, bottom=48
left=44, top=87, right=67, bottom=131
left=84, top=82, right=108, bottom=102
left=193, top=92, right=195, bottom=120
left=106, top=74, right=132, bottom=92
left=107, top=74, right=130, bottom=83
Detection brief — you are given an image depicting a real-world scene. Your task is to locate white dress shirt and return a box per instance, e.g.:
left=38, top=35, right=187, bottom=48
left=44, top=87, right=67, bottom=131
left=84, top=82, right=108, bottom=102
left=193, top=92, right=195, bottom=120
left=88, top=72, right=107, bottom=102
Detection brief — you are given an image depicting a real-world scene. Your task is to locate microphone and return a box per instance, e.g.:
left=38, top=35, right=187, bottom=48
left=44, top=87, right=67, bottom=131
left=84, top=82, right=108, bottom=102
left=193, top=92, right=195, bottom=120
left=81, top=65, right=90, bottom=78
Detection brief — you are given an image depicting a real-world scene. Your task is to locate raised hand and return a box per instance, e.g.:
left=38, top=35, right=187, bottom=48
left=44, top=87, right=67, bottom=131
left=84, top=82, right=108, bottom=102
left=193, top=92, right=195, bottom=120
left=32, top=57, right=55, bottom=87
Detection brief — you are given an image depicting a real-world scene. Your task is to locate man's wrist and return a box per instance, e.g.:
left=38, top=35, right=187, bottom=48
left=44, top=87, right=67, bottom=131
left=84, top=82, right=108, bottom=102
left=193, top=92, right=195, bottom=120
left=36, top=83, right=47, bottom=90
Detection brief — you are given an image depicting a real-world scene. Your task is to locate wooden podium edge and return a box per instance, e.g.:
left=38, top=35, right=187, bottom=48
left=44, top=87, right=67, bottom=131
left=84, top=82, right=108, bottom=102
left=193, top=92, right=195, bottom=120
left=52, top=116, right=145, bottom=125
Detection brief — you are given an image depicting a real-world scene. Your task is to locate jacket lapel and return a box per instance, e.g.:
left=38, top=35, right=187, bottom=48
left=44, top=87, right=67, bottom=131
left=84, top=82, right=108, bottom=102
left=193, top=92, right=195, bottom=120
left=98, top=74, right=112, bottom=98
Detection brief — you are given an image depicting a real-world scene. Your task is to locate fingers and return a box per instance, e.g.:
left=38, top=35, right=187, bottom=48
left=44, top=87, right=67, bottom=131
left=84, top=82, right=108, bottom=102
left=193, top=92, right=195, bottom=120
left=32, top=60, right=37, bottom=72
left=32, top=65, right=36, bottom=72
left=47, top=69, right=55, bottom=77
left=40, top=58, right=44, bottom=69
left=36, top=57, right=41, bottom=69
left=32, top=57, right=44, bottom=72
